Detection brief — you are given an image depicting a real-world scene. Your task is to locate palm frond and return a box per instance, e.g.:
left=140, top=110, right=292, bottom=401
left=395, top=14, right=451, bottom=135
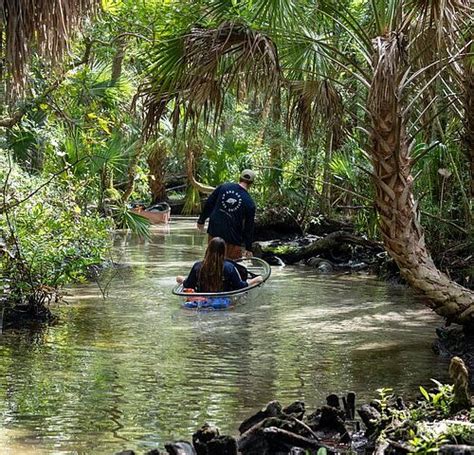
left=115, top=208, right=151, bottom=238
left=407, top=0, right=471, bottom=73
left=288, top=79, right=344, bottom=145
left=140, top=22, right=281, bottom=135
left=250, top=0, right=305, bottom=31
left=408, top=0, right=471, bottom=46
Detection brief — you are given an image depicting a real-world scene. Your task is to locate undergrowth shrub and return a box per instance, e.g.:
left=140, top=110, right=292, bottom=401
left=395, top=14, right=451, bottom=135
left=0, top=152, right=111, bottom=323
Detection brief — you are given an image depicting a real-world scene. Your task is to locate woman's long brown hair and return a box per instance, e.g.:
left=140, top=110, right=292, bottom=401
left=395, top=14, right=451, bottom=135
left=198, top=237, right=226, bottom=292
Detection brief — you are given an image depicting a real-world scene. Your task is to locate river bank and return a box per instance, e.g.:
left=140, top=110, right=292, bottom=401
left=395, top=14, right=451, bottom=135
left=116, top=358, right=473, bottom=454
left=252, top=210, right=472, bottom=289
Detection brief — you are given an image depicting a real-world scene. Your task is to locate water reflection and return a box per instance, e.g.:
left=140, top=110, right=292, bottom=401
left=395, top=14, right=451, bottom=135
left=0, top=219, right=448, bottom=453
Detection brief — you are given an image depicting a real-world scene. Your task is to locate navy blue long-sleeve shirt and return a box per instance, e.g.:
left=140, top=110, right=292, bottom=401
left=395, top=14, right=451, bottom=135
left=198, top=183, right=256, bottom=250
left=183, top=260, right=248, bottom=292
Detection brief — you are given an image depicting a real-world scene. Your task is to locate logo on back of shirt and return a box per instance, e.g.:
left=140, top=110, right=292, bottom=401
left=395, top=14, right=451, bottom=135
left=221, top=189, right=242, bottom=213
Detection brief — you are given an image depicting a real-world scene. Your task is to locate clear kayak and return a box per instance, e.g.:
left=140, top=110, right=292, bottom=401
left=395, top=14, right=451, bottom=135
left=172, top=257, right=271, bottom=310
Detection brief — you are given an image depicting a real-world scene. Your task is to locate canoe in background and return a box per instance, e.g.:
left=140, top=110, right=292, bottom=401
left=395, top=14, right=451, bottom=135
left=131, top=202, right=171, bottom=224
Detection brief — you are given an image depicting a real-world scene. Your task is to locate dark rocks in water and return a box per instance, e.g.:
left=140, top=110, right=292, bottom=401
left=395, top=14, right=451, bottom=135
left=358, top=404, right=382, bottom=437
left=116, top=387, right=471, bottom=455
left=326, top=394, right=340, bottom=408
left=238, top=400, right=282, bottom=434
left=164, top=441, right=196, bottom=455
left=342, top=392, right=356, bottom=419
left=395, top=396, right=406, bottom=410
left=304, top=396, right=353, bottom=444
left=238, top=418, right=274, bottom=454
left=192, top=423, right=226, bottom=455
left=369, top=399, right=383, bottom=414
left=191, top=422, right=238, bottom=455
left=282, top=401, right=306, bottom=420
left=261, top=426, right=330, bottom=452
left=254, top=231, right=385, bottom=276
left=316, top=405, right=350, bottom=443
left=238, top=416, right=322, bottom=455
left=206, top=435, right=238, bottom=455
left=306, top=257, right=334, bottom=273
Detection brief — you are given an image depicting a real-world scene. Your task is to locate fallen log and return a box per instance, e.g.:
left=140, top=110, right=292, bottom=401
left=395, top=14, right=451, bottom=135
left=254, top=230, right=383, bottom=264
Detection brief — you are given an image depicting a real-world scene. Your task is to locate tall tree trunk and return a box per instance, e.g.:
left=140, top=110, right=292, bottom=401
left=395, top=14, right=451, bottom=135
left=185, top=142, right=214, bottom=195
left=368, top=33, right=473, bottom=328
left=268, top=89, right=282, bottom=193
left=147, top=142, right=167, bottom=203
left=122, top=140, right=143, bottom=202
left=462, top=44, right=474, bottom=201
left=321, top=131, right=333, bottom=216
left=111, top=36, right=126, bottom=83
left=98, top=165, right=114, bottom=214
left=183, top=144, right=202, bottom=215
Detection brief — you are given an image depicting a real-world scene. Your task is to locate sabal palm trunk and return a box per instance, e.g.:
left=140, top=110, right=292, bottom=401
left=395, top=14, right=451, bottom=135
left=463, top=51, right=474, bottom=200
left=269, top=90, right=282, bottom=192
left=369, top=34, right=473, bottom=328
left=122, top=140, right=143, bottom=202
left=147, top=142, right=167, bottom=203
left=321, top=130, right=334, bottom=216
left=183, top=145, right=202, bottom=215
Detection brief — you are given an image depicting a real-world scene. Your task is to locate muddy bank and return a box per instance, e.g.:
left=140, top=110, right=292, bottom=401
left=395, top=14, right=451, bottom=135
left=253, top=212, right=399, bottom=280
left=115, top=359, right=473, bottom=455
left=253, top=211, right=471, bottom=287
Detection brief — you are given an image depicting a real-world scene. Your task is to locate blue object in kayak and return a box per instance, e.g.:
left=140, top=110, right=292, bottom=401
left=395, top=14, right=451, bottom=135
left=183, top=297, right=232, bottom=310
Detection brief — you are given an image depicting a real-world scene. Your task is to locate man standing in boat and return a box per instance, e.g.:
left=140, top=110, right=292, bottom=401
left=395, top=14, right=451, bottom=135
left=197, top=169, right=256, bottom=260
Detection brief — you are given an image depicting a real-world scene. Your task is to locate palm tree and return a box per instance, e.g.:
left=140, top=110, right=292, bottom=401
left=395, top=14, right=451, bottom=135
left=363, top=1, right=473, bottom=326
left=141, top=0, right=473, bottom=327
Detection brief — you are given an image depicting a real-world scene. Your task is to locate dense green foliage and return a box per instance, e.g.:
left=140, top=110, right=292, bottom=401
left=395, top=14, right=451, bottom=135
left=0, top=153, right=111, bottom=319
left=0, top=0, right=472, bottom=318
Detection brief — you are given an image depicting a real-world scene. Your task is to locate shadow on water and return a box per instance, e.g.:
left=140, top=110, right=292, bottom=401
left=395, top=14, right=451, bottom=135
left=0, top=219, right=449, bottom=454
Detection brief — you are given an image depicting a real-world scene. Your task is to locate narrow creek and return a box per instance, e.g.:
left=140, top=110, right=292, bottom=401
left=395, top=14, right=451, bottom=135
left=0, top=219, right=449, bottom=454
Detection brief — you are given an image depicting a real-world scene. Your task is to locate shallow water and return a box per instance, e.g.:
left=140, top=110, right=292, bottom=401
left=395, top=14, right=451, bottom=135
left=0, top=219, right=449, bottom=454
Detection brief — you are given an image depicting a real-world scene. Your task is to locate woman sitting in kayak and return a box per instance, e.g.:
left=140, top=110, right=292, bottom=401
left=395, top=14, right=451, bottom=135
left=176, top=237, right=263, bottom=292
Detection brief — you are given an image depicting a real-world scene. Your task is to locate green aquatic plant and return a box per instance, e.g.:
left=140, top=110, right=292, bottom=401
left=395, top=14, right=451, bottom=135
left=271, top=245, right=298, bottom=255
left=374, top=387, right=394, bottom=413
left=409, top=431, right=450, bottom=453
left=419, top=380, right=454, bottom=418
left=408, top=419, right=473, bottom=454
